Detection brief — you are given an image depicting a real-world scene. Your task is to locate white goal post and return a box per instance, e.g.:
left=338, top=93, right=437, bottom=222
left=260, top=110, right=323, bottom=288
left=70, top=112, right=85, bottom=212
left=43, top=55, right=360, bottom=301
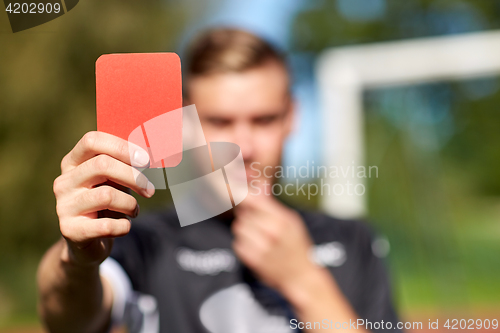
left=316, top=30, right=500, bottom=219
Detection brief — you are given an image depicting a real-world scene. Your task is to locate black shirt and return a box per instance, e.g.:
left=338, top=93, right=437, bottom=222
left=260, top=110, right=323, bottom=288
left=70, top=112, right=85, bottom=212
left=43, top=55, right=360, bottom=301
left=109, top=207, right=400, bottom=333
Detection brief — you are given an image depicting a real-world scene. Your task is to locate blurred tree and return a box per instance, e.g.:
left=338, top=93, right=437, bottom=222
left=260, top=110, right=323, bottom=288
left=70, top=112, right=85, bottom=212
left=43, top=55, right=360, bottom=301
left=292, top=0, right=500, bottom=51
left=0, top=0, right=187, bottom=324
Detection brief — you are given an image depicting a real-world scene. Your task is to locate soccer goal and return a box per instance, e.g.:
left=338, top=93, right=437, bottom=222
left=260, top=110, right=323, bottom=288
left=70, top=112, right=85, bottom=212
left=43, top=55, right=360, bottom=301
left=317, top=30, right=500, bottom=219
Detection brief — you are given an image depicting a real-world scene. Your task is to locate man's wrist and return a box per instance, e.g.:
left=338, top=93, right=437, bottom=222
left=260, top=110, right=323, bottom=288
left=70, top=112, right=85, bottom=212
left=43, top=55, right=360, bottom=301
left=58, top=238, right=101, bottom=278
left=279, top=264, right=335, bottom=311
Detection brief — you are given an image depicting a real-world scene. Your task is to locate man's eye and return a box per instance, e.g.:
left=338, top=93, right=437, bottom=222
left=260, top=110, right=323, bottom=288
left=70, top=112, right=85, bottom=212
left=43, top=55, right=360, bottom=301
left=254, top=115, right=278, bottom=126
left=208, top=118, right=231, bottom=127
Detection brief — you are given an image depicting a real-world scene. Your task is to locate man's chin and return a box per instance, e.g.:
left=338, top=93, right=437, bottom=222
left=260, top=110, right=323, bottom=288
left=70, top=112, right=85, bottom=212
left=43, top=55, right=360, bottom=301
left=246, top=177, right=274, bottom=191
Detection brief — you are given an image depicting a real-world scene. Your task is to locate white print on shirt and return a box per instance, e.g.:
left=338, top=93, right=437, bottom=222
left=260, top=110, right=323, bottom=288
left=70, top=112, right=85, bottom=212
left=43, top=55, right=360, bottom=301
left=311, top=242, right=347, bottom=267
left=200, top=284, right=292, bottom=333
left=176, top=247, right=236, bottom=276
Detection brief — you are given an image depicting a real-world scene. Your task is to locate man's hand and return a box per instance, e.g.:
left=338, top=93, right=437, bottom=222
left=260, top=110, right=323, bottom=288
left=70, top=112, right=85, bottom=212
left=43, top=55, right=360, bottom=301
left=38, top=131, right=154, bottom=333
left=232, top=190, right=318, bottom=293
left=232, top=188, right=367, bottom=332
left=53, top=131, right=154, bottom=267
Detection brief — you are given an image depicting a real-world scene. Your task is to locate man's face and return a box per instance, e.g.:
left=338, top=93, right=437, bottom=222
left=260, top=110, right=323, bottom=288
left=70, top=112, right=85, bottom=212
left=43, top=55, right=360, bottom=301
left=185, top=61, right=293, bottom=186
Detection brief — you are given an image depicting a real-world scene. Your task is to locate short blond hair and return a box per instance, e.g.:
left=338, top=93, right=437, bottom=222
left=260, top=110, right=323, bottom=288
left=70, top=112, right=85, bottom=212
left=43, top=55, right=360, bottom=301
left=184, top=28, right=287, bottom=79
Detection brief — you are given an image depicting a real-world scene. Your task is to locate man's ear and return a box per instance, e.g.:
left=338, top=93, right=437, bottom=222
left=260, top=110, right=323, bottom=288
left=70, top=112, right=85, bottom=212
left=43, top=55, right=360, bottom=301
left=284, top=96, right=295, bottom=138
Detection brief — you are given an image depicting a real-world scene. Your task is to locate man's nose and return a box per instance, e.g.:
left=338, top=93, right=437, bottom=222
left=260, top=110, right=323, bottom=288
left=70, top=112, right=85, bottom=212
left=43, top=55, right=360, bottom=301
left=232, top=124, right=254, bottom=161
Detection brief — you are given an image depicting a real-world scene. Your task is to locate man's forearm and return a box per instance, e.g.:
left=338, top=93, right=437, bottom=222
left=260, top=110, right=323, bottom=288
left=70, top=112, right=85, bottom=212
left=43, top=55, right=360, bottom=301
left=281, top=266, right=368, bottom=333
left=37, top=238, right=113, bottom=333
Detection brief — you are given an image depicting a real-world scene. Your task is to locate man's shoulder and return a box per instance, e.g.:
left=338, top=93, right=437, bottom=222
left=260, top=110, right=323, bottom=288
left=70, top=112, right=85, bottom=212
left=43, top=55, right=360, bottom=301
left=299, top=210, right=388, bottom=281
left=299, top=210, right=375, bottom=245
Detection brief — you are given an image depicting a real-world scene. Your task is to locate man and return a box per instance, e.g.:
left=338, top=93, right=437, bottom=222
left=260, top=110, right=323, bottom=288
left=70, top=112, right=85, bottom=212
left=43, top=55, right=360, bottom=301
left=38, top=28, right=400, bottom=333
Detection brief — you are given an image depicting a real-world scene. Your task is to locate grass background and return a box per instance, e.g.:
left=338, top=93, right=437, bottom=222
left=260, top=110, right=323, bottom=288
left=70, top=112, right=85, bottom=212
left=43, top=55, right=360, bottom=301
left=1, top=0, right=500, bottom=330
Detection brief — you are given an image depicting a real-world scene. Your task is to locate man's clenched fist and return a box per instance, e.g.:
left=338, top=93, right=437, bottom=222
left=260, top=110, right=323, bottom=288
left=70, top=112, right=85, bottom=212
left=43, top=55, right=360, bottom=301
left=54, top=131, right=154, bottom=267
left=232, top=189, right=318, bottom=294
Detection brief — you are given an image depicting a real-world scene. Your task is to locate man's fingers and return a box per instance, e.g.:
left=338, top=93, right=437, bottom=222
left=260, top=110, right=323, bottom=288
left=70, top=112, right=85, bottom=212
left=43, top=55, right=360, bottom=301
left=232, top=222, right=266, bottom=268
left=232, top=240, right=254, bottom=265
left=235, top=198, right=276, bottom=225
left=233, top=215, right=257, bottom=236
left=234, top=210, right=283, bottom=243
left=67, top=154, right=154, bottom=198
left=60, top=217, right=131, bottom=242
left=61, top=131, right=150, bottom=173
left=70, top=186, right=139, bottom=218
left=233, top=208, right=265, bottom=230
left=238, top=188, right=279, bottom=214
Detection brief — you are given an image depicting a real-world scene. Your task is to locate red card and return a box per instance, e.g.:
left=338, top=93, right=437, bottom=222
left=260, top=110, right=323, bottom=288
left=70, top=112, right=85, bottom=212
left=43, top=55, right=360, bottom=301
left=96, top=53, right=183, bottom=167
